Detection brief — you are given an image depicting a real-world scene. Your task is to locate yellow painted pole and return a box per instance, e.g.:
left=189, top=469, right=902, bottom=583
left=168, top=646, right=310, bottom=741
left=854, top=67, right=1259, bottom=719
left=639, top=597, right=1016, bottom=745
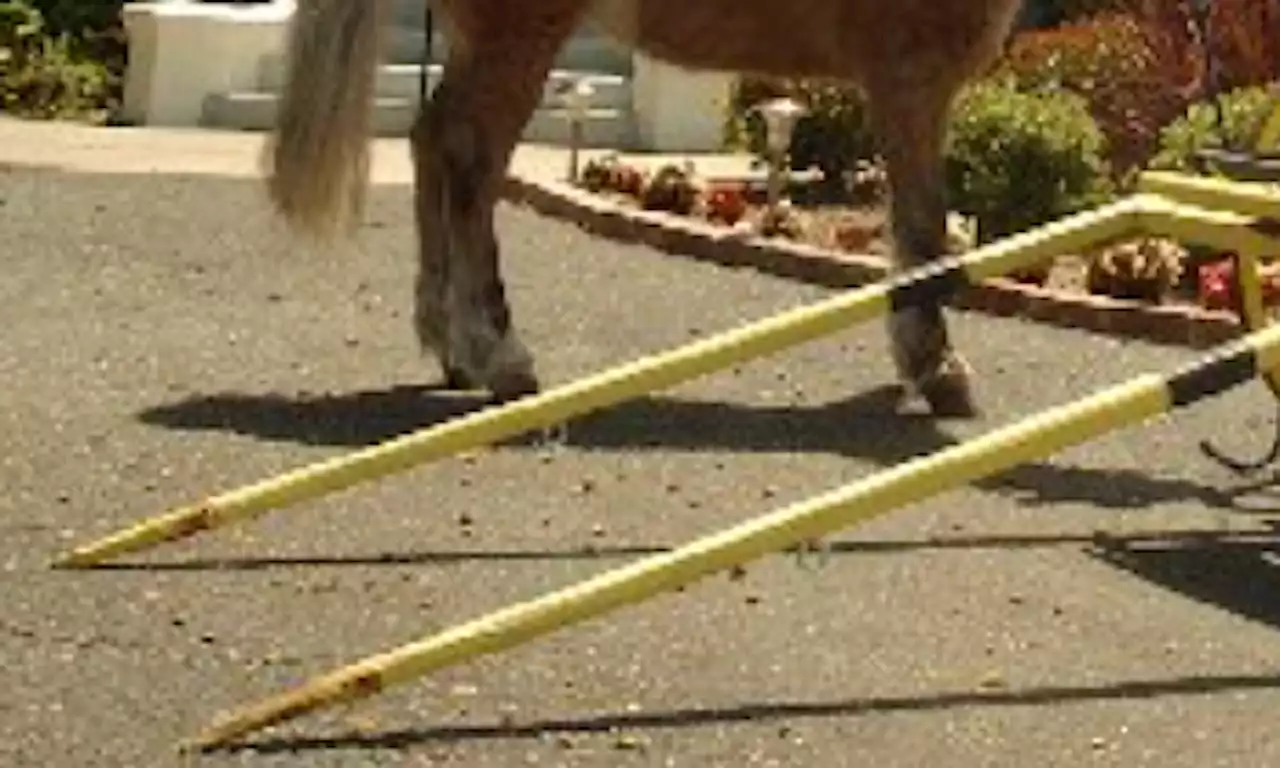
left=1136, top=197, right=1280, bottom=257
left=1137, top=172, right=1280, bottom=220
left=1135, top=197, right=1280, bottom=394
left=1228, top=248, right=1280, bottom=400
left=1230, top=249, right=1270, bottom=334
left=1255, top=95, right=1280, bottom=152
left=184, top=320, right=1280, bottom=753
left=51, top=197, right=1145, bottom=568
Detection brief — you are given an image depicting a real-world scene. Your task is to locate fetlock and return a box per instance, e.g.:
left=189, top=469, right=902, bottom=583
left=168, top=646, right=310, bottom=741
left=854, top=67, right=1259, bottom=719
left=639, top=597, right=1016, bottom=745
left=913, top=353, right=979, bottom=418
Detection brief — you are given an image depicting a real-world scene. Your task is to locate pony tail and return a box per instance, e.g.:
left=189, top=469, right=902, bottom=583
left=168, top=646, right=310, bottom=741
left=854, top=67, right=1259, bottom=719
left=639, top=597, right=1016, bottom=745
left=263, top=0, right=389, bottom=239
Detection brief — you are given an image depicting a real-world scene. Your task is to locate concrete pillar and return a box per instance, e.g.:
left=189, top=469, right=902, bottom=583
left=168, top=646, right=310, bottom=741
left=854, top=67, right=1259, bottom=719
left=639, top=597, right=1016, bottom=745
left=120, top=0, right=291, bottom=127
left=630, top=53, right=734, bottom=153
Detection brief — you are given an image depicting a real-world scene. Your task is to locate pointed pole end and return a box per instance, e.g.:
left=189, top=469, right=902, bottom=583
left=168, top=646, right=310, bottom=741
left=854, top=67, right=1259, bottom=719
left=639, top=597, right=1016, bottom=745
left=178, top=720, right=245, bottom=755
left=49, top=549, right=97, bottom=570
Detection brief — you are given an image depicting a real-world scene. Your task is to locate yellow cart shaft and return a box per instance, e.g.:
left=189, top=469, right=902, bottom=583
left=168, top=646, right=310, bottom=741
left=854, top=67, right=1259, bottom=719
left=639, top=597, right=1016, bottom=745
left=186, top=319, right=1280, bottom=751
left=52, top=197, right=1143, bottom=568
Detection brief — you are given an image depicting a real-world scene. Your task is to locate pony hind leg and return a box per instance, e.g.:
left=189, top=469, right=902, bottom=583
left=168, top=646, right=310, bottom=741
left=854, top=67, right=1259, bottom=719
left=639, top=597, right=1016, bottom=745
left=869, top=82, right=979, bottom=418
left=412, top=83, right=534, bottom=399
left=410, top=3, right=586, bottom=400
left=409, top=78, right=476, bottom=391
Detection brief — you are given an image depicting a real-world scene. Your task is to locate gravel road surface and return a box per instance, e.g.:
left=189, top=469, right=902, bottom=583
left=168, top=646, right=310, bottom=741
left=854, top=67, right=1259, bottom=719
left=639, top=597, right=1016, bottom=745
left=4, top=166, right=1280, bottom=767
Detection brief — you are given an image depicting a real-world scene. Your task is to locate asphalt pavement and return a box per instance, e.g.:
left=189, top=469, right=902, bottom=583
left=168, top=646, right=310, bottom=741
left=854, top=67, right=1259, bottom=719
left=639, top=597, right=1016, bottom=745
left=4, top=165, right=1280, bottom=768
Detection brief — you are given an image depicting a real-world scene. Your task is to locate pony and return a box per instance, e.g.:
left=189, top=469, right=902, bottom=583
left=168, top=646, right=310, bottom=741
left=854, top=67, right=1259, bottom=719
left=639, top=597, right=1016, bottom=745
left=264, top=0, right=1024, bottom=417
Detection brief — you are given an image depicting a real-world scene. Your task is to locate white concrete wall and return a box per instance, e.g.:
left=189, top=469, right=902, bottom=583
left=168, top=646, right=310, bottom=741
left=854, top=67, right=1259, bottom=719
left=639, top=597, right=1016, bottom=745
left=630, top=55, right=733, bottom=153
left=121, top=1, right=291, bottom=127
left=120, top=0, right=734, bottom=153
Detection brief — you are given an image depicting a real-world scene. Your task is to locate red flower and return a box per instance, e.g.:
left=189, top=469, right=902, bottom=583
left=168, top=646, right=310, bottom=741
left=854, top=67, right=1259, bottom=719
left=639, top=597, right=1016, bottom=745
left=705, top=183, right=747, bottom=225
left=1198, top=257, right=1236, bottom=310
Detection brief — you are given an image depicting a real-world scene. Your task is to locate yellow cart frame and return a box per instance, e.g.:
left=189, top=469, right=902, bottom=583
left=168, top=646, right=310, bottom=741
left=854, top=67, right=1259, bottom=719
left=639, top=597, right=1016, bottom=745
left=47, top=172, right=1280, bottom=752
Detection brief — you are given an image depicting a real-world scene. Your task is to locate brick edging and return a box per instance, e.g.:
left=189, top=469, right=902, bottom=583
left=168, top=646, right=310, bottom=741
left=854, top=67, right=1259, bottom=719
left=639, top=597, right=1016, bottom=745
left=501, top=174, right=1243, bottom=351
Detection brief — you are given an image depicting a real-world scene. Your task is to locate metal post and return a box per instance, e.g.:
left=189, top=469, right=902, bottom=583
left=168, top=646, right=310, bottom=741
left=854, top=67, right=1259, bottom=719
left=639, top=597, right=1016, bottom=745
left=756, top=97, right=806, bottom=215
left=562, top=78, right=595, bottom=183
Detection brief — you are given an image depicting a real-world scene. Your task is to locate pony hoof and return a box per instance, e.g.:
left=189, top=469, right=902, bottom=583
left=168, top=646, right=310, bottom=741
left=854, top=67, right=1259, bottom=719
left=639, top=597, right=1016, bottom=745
left=488, top=371, right=540, bottom=404
left=918, top=371, right=981, bottom=419
left=443, top=366, right=475, bottom=391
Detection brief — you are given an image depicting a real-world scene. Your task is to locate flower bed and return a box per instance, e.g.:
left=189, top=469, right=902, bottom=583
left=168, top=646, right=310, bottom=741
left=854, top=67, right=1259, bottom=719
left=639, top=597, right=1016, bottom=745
left=574, top=153, right=1280, bottom=316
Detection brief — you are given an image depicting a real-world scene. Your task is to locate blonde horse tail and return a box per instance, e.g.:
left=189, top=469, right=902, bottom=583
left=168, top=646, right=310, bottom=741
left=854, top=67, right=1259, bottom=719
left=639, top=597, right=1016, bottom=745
left=263, top=0, right=389, bottom=239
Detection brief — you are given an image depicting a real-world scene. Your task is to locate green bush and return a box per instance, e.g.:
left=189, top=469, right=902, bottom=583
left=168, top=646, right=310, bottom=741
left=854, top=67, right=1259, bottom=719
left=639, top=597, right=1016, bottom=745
left=1148, top=84, right=1280, bottom=172
left=723, top=73, right=1114, bottom=239
left=27, top=1, right=122, bottom=39
left=944, top=76, right=1113, bottom=243
left=785, top=81, right=877, bottom=195
left=721, top=74, right=785, bottom=152
left=1, top=0, right=124, bottom=121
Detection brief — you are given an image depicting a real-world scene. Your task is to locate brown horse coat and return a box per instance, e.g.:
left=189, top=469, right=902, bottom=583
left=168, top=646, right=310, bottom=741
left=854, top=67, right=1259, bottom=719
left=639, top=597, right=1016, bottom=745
left=265, top=0, right=1023, bottom=415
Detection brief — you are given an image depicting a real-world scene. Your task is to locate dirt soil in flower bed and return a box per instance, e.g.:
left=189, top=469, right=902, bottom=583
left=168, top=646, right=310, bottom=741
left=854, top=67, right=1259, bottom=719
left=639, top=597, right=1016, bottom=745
left=792, top=203, right=1100, bottom=296
left=588, top=185, right=1131, bottom=303
left=575, top=152, right=1279, bottom=316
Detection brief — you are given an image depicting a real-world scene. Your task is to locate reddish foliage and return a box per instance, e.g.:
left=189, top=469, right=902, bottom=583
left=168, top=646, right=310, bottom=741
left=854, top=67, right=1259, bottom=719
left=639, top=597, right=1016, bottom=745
left=1221, top=0, right=1280, bottom=87
left=612, top=165, right=646, bottom=197
left=997, top=1, right=1280, bottom=174
left=997, top=12, right=1189, bottom=174
left=1127, top=0, right=1280, bottom=92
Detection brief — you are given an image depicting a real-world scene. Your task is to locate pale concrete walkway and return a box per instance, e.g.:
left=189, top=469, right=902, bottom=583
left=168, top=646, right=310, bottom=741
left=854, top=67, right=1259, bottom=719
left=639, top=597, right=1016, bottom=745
left=0, top=117, right=758, bottom=184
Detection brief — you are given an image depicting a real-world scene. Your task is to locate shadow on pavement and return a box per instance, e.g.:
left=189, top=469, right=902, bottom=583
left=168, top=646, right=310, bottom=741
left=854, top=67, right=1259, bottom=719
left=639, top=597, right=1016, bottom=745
left=221, top=670, right=1280, bottom=755
left=136, top=383, right=1280, bottom=633
left=133, top=388, right=1280, bottom=752
left=1089, top=520, right=1280, bottom=632
left=138, top=383, right=1263, bottom=514
left=137, top=384, right=490, bottom=448
left=94, top=526, right=1276, bottom=573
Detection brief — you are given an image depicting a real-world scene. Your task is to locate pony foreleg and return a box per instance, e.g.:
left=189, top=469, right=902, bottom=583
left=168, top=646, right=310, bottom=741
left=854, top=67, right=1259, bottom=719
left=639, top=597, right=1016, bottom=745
left=872, top=85, right=979, bottom=418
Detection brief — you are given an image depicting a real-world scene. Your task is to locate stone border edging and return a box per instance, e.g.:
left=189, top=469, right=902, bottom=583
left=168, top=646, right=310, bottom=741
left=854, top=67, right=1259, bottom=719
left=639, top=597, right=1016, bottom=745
left=502, top=174, right=1243, bottom=351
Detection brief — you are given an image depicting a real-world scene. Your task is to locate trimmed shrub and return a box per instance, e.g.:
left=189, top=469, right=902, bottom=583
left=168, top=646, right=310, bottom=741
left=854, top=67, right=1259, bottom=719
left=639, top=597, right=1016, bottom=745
left=1127, top=0, right=1280, bottom=93
left=1148, top=83, right=1280, bottom=171
left=1211, top=0, right=1280, bottom=89
left=994, top=11, right=1189, bottom=176
left=721, top=74, right=786, bottom=152
left=27, top=1, right=122, bottom=41
left=1, top=0, right=124, bottom=121
left=944, top=76, right=1113, bottom=243
left=997, top=0, right=1280, bottom=174
left=723, top=74, right=1114, bottom=241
